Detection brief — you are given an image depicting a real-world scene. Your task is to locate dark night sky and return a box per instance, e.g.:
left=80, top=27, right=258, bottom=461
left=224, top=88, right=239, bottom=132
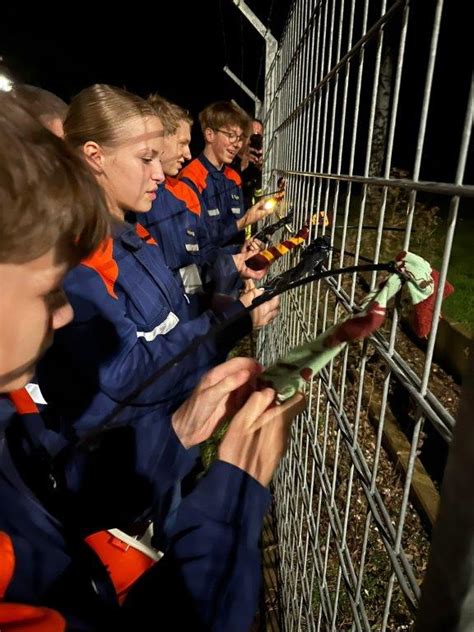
left=0, top=1, right=471, bottom=185
left=0, top=1, right=292, bottom=115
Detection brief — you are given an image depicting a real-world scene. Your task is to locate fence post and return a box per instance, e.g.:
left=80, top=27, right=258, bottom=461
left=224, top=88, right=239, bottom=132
left=415, top=349, right=474, bottom=631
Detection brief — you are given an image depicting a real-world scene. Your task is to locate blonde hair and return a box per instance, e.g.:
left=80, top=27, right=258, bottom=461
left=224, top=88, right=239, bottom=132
left=64, top=84, right=158, bottom=148
left=147, top=93, right=193, bottom=136
left=0, top=93, right=109, bottom=264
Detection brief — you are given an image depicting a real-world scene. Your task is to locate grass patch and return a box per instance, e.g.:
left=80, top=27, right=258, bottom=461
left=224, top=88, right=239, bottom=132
left=432, top=212, right=474, bottom=332
left=331, top=184, right=474, bottom=333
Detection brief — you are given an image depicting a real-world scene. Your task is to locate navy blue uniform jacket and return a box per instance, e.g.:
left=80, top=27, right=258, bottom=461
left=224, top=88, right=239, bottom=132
left=137, top=176, right=241, bottom=300
left=179, top=153, right=246, bottom=254
left=0, top=389, right=269, bottom=631
left=36, top=221, right=251, bottom=439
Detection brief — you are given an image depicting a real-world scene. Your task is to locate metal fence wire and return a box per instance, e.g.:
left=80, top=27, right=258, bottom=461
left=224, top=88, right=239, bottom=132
left=256, top=0, right=473, bottom=629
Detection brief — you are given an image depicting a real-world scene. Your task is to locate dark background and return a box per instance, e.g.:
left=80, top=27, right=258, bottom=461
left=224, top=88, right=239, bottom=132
left=0, top=1, right=292, bottom=116
left=0, top=0, right=471, bottom=184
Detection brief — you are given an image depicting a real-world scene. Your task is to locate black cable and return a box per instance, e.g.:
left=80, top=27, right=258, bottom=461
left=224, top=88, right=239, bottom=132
left=252, top=262, right=397, bottom=304
left=76, top=259, right=397, bottom=448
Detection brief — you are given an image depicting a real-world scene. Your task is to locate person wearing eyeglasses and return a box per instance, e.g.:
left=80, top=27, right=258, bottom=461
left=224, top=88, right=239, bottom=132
left=179, top=101, right=274, bottom=256
left=126, top=95, right=271, bottom=320
left=0, top=94, right=304, bottom=632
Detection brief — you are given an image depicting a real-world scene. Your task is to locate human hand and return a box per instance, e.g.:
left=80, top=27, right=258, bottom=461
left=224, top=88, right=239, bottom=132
left=218, top=389, right=306, bottom=486
left=232, top=247, right=269, bottom=281
left=242, top=279, right=256, bottom=292
left=248, top=147, right=263, bottom=168
left=237, top=199, right=277, bottom=230
left=240, top=238, right=264, bottom=255
left=239, top=288, right=279, bottom=329
left=172, top=357, right=262, bottom=448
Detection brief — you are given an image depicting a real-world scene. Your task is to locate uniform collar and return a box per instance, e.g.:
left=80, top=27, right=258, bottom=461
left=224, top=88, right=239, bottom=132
left=115, top=221, right=144, bottom=252
left=199, top=152, right=224, bottom=174
left=0, top=395, right=15, bottom=433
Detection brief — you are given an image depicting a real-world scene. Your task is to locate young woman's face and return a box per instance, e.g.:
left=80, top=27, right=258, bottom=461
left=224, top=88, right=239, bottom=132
left=102, top=115, right=165, bottom=213
left=0, top=246, right=73, bottom=392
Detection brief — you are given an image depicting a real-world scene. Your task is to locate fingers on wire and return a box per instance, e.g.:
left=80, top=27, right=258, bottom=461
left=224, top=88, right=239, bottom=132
left=244, top=391, right=306, bottom=433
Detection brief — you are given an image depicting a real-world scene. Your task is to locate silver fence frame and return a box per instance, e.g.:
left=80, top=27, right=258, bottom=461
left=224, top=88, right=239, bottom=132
left=257, top=0, right=473, bottom=629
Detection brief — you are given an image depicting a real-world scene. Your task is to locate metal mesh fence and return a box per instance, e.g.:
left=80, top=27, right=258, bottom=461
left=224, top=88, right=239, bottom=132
left=256, top=0, right=473, bottom=629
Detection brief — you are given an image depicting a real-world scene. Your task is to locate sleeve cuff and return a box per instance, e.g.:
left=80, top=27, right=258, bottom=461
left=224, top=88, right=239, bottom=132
left=135, top=410, right=197, bottom=486
left=158, top=419, right=197, bottom=483
left=220, top=220, right=240, bottom=244
left=213, top=298, right=252, bottom=347
left=211, top=255, right=241, bottom=295
left=183, top=460, right=270, bottom=545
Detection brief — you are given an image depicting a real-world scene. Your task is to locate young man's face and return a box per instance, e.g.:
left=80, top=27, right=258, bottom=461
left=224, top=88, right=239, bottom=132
left=205, top=124, right=245, bottom=166
left=161, top=120, right=192, bottom=177
left=0, top=246, right=73, bottom=392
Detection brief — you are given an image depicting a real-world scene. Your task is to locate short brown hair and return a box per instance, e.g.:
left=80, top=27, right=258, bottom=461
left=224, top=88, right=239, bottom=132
left=199, top=101, right=251, bottom=137
left=0, top=93, right=109, bottom=264
left=13, top=84, right=68, bottom=125
left=147, top=93, right=193, bottom=136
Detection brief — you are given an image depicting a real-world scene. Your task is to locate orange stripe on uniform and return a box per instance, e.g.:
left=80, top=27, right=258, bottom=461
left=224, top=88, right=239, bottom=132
left=223, top=166, right=242, bottom=187
left=0, top=531, right=65, bottom=630
left=135, top=223, right=157, bottom=245
left=0, top=532, right=15, bottom=598
left=82, top=238, right=119, bottom=299
left=0, top=603, right=66, bottom=631
left=165, top=177, right=202, bottom=216
left=8, top=389, right=39, bottom=415
left=178, top=160, right=209, bottom=193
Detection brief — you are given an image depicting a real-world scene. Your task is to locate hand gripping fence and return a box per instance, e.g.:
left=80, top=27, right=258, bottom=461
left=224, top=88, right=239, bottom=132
left=76, top=249, right=451, bottom=448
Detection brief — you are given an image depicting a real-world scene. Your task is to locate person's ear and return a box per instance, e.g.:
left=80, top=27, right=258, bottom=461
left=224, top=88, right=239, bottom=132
left=204, top=127, right=215, bottom=143
left=82, top=141, right=105, bottom=174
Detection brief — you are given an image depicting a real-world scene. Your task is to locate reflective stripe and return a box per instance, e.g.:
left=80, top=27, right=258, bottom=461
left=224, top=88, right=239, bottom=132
left=107, top=528, right=163, bottom=562
left=184, top=243, right=200, bottom=252
left=137, top=312, right=179, bottom=341
left=179, top=264, right=203, bottom=295
left=231, top=207, right=241, bottom=215
left=207, top=208, right=220, bottom=216
left=25, top=382, right=48, bottom=405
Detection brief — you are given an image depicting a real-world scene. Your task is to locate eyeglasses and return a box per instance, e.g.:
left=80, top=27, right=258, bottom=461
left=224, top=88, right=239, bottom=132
left=213, top=128, right=246, bottom=144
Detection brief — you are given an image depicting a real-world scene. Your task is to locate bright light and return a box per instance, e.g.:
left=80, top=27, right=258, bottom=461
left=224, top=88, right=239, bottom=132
left=0, top=74, right=13, bottom=92
left=263, top=198, right=277, bottom=211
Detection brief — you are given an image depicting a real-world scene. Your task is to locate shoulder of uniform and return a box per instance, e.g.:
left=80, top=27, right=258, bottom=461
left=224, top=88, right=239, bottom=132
left=134, top=222, right=158, bottom=245
left=165, top=177, right=201, bottom=215
left=179, top=158, right=209, bottom=193
left=8, top=389, right=39, bottom=415
left=80, top=237, right=119, bottom=299
left=224, top=166, right=242, bottom=186
left=81, top=237, right=114, bottom=269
